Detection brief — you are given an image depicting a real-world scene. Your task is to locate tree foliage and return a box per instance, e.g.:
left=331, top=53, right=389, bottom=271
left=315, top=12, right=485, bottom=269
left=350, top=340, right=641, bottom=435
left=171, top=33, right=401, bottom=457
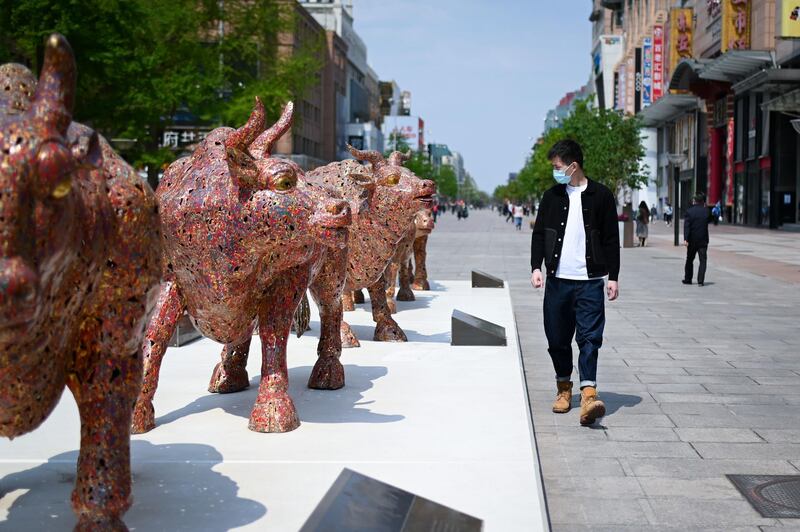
left=0, top=0, right=322, bottom=187
left=516, top=99, right=647, bottom=202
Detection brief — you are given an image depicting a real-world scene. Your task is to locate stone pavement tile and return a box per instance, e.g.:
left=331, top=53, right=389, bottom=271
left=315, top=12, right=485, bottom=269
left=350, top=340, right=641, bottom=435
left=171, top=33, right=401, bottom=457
left=752, top=376, right=800, bottom=385
left=627, top=457, right=798, bottom=478
left=644, top=383, right=710, bottom=393
left=536, top=428, right=608, bottom=443
left=637, top=476, right=744, bottom=499
left=604, top=427, right=679, bottom=442
left=667, top=413, right=746, bottom=428
left=674, top=428, right=762, bottom=443
left=645, top=498, right=778, bottom=527
left=729, top=405, right=796, bottom=416
left=542, top=475, right=644, bottom=499
left=755, top=430, right=800, bottom=443
left=704, top=384, right=800, bottom=395
left=630, top=367, right=692, bottom=375
left=540, top=441, right=697, bottom=459
left=637, top=374, right=754, bottom=384
left=687, top=367, right=789, bottom=377
left=659, top=403, right=734, bottom=415
left=626, top=359, right=735, bottom=368
left=600, top=413, right=676, bottom=428
left=732, top=415, right=800, bottom=429
left=539, top=457, right=628, bottom=479
left=585, top=527, right=760, bottom=532
left=547, top=496, right=650, bottom=526
left=693, top=443, right=800, bottom=460
left=651, top=392, right=786, bottom=405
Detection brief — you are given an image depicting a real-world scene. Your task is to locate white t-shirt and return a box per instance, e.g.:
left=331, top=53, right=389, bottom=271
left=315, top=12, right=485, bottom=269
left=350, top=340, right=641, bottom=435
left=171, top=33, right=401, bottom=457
left=512, top=205, right=524, bottom=217
left=556, top=184, right=589, bottom=280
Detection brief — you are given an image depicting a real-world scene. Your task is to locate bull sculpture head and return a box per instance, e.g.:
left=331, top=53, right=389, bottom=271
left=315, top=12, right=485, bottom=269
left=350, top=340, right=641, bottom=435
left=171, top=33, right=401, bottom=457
left=0, top=34, right=102, bottom=335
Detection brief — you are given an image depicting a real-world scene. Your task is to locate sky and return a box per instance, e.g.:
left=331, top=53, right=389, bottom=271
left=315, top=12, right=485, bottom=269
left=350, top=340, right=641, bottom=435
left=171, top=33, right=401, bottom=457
left=353, top=0, right=593, bottom=193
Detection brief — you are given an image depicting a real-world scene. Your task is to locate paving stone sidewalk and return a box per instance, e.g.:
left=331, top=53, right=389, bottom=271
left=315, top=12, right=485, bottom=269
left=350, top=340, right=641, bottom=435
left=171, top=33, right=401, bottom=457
left=426, top=208, right=800, bottom=531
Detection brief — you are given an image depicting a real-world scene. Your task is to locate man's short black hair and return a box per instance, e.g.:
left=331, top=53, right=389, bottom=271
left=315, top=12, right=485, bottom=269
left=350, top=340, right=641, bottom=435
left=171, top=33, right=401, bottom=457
left=693, top=193, right=706, bottom=204
left=547, top=139, right=584, bottom=168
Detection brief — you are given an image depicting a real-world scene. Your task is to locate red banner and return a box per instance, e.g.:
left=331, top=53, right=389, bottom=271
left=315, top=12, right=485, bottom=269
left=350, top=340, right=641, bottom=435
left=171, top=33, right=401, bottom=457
left=653, top=25, right=665, bottom=101
left=726, top=118, right=735, bottom=207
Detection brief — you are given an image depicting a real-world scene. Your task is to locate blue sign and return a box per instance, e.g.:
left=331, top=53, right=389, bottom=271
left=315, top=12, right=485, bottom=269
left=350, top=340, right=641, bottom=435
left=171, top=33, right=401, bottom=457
left=642, top=37, right=653, bottom=107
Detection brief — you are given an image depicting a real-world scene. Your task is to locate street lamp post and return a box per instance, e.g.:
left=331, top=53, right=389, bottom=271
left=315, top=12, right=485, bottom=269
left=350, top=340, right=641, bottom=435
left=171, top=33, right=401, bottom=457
left=667, top=153, right=687, bottom=246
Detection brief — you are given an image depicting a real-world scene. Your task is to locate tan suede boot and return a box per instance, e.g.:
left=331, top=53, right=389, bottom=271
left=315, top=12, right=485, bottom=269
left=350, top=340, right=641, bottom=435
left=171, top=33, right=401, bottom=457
left=580, top=387, right=606, bottom=426
left=552, top=382, right=573, bottom=413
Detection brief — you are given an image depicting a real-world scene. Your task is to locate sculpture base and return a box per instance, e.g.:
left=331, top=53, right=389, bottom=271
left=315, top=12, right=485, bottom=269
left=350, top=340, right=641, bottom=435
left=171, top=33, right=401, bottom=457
left=0, top=282, right=546, bottom=532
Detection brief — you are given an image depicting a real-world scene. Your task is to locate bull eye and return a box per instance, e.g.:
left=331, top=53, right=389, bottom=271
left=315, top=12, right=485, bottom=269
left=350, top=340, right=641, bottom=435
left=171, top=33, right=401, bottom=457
left=273, top=171, right=297, bottom=191
left=36, top=142, right=74, bottom=200
left=384, top=173, right=401, bottom=186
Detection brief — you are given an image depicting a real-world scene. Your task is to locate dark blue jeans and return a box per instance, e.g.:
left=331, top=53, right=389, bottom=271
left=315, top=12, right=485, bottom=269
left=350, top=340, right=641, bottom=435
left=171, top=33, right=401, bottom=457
left=543, top=277, right=605, bottom=388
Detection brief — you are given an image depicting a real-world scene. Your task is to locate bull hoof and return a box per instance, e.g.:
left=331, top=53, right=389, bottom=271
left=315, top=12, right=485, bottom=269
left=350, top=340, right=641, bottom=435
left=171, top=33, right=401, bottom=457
left=341, top=321, right=360, bottom=348
left=308, top=356, right=345, bottom=390
left=396, top=287, right=415, bottom=301
left=374, top=320, right=408, bottom=342
left=248, top=394, right=300, bottom=433
left=411, top=280, right=430, bottom=291
left=387, top=299, right=397, bottom=314
left=76, top=513, right=127, bottom=532
left=208, top=362, right=249, bottom=394
left=353, top=289, right=366, bottom=304
left=130, top=399, right=155, bottom=434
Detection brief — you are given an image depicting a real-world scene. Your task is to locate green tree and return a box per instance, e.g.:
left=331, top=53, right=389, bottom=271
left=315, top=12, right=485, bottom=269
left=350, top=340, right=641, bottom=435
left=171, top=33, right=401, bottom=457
left=435, top=165, right=458, bottom=199
left=518, top=100, right=647, bottom=201
left=0, top=0, right=322, bottom=189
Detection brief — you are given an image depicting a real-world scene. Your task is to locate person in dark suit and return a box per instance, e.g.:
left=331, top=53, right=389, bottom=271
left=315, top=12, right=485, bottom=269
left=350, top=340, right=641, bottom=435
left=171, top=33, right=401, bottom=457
left=682, top=193, right=713, bottom=286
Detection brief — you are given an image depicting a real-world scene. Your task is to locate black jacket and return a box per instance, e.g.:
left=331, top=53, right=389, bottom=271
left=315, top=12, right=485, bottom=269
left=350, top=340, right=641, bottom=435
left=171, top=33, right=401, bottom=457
left=530, top=179, right=620, bottom=281
left=684, top=204, right=712, bottom=245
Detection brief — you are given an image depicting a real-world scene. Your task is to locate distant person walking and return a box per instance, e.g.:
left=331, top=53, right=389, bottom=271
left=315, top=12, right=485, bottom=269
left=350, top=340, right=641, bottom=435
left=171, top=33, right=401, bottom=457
left=636, top=201, right=650, bottom=247
left=682, top=193, right=712, bottom=287
left=513, top=204, right=524, bottom=230
left=530, top=139, right=620, bottom=426
left=664, top=202, right=673, bottom=226
left=505, top=201, right=514, bottom=223
left=650, top=203, right=658, bottom=223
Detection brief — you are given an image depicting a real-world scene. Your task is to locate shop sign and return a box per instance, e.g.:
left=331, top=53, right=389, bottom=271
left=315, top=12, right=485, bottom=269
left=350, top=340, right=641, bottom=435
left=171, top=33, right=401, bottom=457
left=160, top=126, right=213, bottom=149
left=780, top=0, right=800, bottom=38
left=642, top=38, right=653, bottom=107
left=618, top=64, right=628, bottom=112
left=721, top=0, right=751, bottom=52
left=670, top=8, right=694, bottom=74
left=653, top=25, right=665, bottom=101
left=726, top=118, right=735, bottom=207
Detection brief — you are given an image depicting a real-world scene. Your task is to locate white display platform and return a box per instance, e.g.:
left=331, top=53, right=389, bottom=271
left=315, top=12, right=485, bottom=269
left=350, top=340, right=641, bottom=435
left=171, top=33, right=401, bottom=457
left=0, top=281, right=547, bottom=531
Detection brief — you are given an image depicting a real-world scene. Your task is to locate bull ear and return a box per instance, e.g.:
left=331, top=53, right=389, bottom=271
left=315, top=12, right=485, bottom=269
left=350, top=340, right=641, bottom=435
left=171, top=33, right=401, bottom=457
left=68, top=123, right=103, bottom=170
left=225, top=146, right=259, bottom=188
left=29, top=34, right=75, bottom=136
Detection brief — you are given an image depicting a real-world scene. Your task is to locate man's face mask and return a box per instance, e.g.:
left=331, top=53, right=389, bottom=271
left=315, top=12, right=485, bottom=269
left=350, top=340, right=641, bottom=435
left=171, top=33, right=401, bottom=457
left=552, top=162, right=574, bottom=185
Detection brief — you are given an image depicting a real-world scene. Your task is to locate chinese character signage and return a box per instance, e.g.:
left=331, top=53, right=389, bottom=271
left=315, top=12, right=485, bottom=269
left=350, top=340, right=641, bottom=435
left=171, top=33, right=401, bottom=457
left=642, top=37, right=653, bottom=107
left=160, top=126, right=213, bottom=150
left=653, top=25, right=665, bottom=102
left=722, top=0, right=750, bottom=52
left=617, top=64, right=627, bottom=112
left=669, top=8, right=694, bottom=74
left=780, top=0, right=800, bottom=38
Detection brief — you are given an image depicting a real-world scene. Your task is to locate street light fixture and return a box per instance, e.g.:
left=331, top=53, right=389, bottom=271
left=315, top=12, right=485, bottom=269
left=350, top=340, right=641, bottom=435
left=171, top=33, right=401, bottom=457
left=667, top=153, right=687, bottom=246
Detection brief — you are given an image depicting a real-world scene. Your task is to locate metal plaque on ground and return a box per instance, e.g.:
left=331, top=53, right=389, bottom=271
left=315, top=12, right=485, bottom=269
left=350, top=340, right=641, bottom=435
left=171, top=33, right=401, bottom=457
left=300, top=468, right=483, bottom=532
left=471, top=270, right=504, bottom=288
left=727, top=474, right=800, bottom=518
left=451, top=309, right=507, bottom=346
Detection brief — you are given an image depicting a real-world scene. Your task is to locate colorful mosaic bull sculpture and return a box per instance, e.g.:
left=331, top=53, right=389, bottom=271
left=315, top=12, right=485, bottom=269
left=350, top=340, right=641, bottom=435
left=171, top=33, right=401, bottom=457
left=0, top=35, right=161, bottom=529
left=386, top=209, right=435, bottom=312
left=131, top=99, right=352, bottom=434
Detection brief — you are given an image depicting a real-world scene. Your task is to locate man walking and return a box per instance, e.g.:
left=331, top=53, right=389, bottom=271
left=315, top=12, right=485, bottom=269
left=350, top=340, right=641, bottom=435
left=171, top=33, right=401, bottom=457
left=683, top=193, right=712, bottom=286
left=530, top=139, right=620, bottom=426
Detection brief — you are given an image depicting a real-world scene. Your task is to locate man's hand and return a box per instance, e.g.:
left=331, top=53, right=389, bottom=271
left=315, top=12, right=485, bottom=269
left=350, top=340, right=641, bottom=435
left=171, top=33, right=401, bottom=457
left=607, top=280, right=619, bottom=301
left=684, top=240, right=689, bottom=247
left=531, top=269, right=544, bottom=289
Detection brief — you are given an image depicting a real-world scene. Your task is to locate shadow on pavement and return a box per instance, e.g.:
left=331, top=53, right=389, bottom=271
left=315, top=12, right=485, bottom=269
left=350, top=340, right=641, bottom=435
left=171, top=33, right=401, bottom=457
left=0, top=441, right=266, bottom=532
left=598, top=391, right=644, bottom=416
left=345, top=323, right=449, bottom=345
left=154, top=364, right=404, bottom=429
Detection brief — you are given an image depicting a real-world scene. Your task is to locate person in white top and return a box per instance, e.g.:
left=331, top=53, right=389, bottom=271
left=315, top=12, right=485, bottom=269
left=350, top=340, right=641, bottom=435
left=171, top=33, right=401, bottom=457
left=529, top=139, right=620, bottom=426
left=512, top=204, right=524, bottom=230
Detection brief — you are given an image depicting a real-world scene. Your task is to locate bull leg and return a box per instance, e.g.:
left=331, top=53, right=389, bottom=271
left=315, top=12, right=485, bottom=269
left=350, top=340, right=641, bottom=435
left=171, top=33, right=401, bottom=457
left=396, top=257, right=415, bottom=302
left=352, top=288, right=365, bottom=304
left=369, top=272, right=407, bottom=342
left=308, top=248, right=346, bottom=389
left=208, top=323, right=254, bottom=393
left=384, top=261, right=400, bottom=314
left=411, top=235, right=430, bottom=290
left=342, top=290, right=355, bottom=312
left=131, top=281, right=184, bottom=434
left=248, top=270, right=308, bottom=433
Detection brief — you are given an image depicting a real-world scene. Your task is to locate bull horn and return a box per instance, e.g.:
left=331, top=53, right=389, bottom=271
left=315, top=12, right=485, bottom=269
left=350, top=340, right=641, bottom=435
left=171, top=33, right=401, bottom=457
left=388, top=150, right=411, bottom=166
left=249, top=101, right=293, bottom=159
left=30, top=34, right=75, bottom=135
left=225, top=96, right=266, bottom=151
left=347, top=144, right=385, bottom=167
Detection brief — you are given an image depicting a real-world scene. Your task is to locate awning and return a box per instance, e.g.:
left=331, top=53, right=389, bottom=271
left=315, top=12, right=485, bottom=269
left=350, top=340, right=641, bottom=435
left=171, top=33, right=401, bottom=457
left=761, top=88, right=800, bottom=113
left=698, top=51, right=773, bottom=83
left=639, top=94, right=703, bottom=127
left=732, top=68, right=800, bottom=94
left=668, top=59, right=712, bottom=91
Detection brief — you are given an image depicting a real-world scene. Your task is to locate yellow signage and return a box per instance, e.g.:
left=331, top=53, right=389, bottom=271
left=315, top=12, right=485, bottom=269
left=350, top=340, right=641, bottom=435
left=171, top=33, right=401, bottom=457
left=669, top=8, right=694, bottom=74
left=780, top=0, right=800, bottom=38
left=722, top=0, right=751, bottom=52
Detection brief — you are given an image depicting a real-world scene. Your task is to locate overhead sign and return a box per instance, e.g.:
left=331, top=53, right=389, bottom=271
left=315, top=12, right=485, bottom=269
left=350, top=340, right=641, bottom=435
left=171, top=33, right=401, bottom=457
left=722, top=0, right=751, bottom=52
left=669, top=8, right=694, bottom=74
left=642, top=37, right=653, bottom=107
left=780, top=0, right=800, bottom=38
left=653, top=25, right=665, bottom=101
